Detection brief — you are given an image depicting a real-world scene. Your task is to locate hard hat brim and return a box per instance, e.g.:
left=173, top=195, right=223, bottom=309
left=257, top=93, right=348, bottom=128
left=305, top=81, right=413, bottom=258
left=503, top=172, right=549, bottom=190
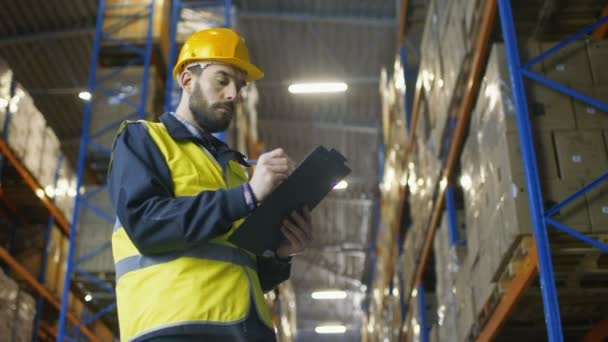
left=174, top=57, right=264, bottom=82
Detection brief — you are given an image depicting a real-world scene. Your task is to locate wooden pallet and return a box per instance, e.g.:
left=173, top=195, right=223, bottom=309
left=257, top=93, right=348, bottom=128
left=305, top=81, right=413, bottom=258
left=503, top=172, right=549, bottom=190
left=496, top=236, right=534, bottom=294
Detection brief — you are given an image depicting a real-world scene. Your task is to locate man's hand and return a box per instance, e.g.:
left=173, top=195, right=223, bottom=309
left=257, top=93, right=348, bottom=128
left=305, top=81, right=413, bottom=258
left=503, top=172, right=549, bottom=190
left=276, top=206, right=313, bottom=258
left=249, top=148, right=295, bottom=202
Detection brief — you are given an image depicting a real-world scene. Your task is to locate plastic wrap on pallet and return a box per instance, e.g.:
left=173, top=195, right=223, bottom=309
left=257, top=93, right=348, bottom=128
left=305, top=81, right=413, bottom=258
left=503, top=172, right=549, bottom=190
left=55, top=162, right=77, bottom=222
left=177, top=5, right=237, bottom=43
left=433, top=212, right=461, bottom=342
left=6, top=84, right=35, bottom=159
left=0, top=269, right=36, bottom=342
left=0, top=57, right=12, bottom=114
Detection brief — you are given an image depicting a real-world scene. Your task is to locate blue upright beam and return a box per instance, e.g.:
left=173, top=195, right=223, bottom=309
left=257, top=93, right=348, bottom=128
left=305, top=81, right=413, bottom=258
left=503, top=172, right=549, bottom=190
left=497, top=0, right=564, bottom=340
left=417, top=284, right=429, bottom=342
left=57, top=0, right=156, bottom=339
left=445, top=185, right=461, bottom=247
left=56, top=0, right=107, bottom=338
left=164, top=0, right=181, bottom=113
left=32, top=156, right=64, bottom=342
left=400, top=45, right=412, bottom=131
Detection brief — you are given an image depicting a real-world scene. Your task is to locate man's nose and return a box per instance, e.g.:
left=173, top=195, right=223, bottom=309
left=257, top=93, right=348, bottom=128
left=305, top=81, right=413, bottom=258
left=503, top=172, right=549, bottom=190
left=224, top=81, right=238, bottom=100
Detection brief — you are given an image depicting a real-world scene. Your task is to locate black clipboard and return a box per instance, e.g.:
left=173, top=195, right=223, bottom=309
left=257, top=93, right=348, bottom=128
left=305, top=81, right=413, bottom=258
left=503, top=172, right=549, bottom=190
left=229, top=146, right=351, bottom=255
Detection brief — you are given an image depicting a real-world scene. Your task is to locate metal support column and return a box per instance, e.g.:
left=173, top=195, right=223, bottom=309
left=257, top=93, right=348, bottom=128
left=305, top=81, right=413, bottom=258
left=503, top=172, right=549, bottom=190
left=445, top=186, right=460, bottom=247
left=163, top=0, right=233, bottom=142
left=32, top=155, right=64, bottom=342
left=416, top=284, right=429, bottom=342
left=57, top=0, right=156, bottom=339
left=497, top=0, right=563, bottom=340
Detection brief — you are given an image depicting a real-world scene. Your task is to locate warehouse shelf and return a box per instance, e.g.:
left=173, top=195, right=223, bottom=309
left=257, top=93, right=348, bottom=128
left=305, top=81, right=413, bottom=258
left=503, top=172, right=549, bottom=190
left=0, top=68, right=112, bottom=340
left=391, top=0, right=608, bottom=341
left=56, top=0, right=158, bottom=339
left=475, top=2, right=608, bottom=340
left=0, top=247, right=98, bottom=341
left=0, top=139, right=71, bottom=235
left=395, top=0, right=499, bottom=333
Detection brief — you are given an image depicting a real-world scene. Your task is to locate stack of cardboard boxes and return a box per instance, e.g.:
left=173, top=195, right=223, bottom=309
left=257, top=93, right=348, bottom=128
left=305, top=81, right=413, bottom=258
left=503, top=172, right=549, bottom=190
left=456, top=38, right=608, bottom=336
left=0, top=59, right=78, bottom=223
left=0, top=269, right=36, bottom=342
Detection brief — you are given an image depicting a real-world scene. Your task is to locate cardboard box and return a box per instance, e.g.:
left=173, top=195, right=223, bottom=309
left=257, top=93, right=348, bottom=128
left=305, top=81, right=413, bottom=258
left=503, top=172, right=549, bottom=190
left=505, top=131, right=559, bottom=180
left=523, top=82, right=576, bottom=131
left=103, top=0, right=169, bottom=43
left=541, top=40, right=592, bottom=84
left=543, top=179, right=590, bottom=232
left=572, top=86, right=608, bottom=129
left=554, top=130, right=608, bottom=180
left=586, top=181, right=608, bottom=233
left=45, top=227, right=63, bottom=295
left=587, top=39, right=608, bottom=85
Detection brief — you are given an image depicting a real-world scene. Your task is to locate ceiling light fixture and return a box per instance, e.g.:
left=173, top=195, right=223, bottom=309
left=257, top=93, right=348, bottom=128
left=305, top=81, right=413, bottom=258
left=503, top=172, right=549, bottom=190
left=84, top=294, right=93, bottom=302
left=333, top=180, right=348, bottom=190
left=288, top=82, right=348, bottom=94
left=78, top=91, right=92, bottom=101
left=315, top=324, right=347, bottom=334
left=311, top=290, right=347, bottom=300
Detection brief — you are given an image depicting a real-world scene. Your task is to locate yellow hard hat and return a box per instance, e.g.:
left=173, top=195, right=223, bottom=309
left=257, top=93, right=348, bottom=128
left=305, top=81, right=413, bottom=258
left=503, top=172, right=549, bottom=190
left=173, top=28, right=264, bottom=82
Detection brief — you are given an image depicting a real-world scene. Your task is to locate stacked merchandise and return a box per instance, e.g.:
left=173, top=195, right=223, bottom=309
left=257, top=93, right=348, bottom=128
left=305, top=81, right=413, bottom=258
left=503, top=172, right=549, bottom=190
left=433, top=212, right=466, bottom=342
left=0, top=57, right=77, bottom=222
left=0, top=269, right=36, bottom=342
left=103, top=0, right=170, bottom=44
left=457, top=39, right=608, bottom=336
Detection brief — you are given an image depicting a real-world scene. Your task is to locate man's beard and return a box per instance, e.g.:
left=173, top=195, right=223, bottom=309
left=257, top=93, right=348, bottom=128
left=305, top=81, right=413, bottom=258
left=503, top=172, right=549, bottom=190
left=188, top=82, right=234, bottom=133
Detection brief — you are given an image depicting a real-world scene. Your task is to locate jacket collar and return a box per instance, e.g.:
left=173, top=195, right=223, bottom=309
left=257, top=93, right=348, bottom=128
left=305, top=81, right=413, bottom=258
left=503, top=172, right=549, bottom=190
left=159, top=113, right=251, bottom=168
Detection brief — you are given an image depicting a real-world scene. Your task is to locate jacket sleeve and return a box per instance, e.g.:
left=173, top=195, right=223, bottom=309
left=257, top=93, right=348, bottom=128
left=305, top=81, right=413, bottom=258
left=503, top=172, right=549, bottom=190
left=108, top=122, right=251, bottom=255
left=257, top=256, right=292, bottom=293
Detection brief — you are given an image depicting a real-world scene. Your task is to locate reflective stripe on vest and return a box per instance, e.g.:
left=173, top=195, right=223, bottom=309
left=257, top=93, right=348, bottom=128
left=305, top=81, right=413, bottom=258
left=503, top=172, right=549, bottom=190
left=115, top=243, right=257, bottom=280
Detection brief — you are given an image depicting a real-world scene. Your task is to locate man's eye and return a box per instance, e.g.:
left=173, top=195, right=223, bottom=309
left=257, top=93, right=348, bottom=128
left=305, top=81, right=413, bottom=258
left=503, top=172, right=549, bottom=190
left=216, top=78, right=229, bottom=86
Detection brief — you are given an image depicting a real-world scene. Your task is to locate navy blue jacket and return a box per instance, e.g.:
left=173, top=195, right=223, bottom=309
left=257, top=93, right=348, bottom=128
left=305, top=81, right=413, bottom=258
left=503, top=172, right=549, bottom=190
left=108, top=113, right=291, bottom=293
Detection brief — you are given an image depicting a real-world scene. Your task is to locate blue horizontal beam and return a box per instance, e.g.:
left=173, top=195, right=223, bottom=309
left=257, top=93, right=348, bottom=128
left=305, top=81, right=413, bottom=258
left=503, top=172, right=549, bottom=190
left=66, top=303, right=116, bottom=336
left=101, top=32, right=146, bottom=57
left=523, top=15, right=608, bottom=69
left=181, top=0, right=225, bottom=8
left=90, top=111, right=139, bottom=140
left=75, top=241, right=111, bottom=266
left=88, top=140, right=113, bottom=158
left=97, top=86, right=140, bottom=110
left=74, top=267, right=115, bottom=294
left=80, top=198, right=114, bottom=224
left=546, top=172, right=608, bottom=217
left=521, top=70, right=608, bottom=112
left=97, top=58, right=143, bottom=87
left=545, top=218, right=608, bottom=253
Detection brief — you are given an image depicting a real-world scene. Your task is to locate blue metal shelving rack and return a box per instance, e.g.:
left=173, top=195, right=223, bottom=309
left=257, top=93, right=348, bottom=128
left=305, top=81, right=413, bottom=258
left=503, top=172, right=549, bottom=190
left=163, top=0, right=233, bottom=142
left=395, top=1, right=608, bottom=341
left=56, top=0, right=235, bottom=339
left=483, top=1, right=608, bottom=340
left=56, top=0, right=156, bottom=340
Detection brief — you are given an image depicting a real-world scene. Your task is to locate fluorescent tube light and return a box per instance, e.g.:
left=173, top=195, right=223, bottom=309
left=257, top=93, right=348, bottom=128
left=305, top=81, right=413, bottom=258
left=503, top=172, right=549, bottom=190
left=288, top=82, right=348, bottom=94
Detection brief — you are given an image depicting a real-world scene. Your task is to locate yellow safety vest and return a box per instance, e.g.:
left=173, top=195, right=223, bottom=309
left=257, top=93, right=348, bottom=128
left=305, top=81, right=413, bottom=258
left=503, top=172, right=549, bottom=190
left=111, top=120, right=273, bottom=341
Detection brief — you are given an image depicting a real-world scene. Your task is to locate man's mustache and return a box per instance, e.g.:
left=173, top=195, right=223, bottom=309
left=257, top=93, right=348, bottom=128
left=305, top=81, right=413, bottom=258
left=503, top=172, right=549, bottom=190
left=212, top=102, right=235, bottom=112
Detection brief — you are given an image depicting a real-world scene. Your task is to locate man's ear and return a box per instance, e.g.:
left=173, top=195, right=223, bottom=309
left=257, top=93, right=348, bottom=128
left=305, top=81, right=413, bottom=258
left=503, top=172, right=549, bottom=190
left=180, top=71, right=194, bottom=93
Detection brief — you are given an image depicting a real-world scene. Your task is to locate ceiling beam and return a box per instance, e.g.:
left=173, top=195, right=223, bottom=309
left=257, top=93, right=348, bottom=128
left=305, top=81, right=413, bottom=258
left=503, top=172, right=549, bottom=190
left=0, top=27, right=94, bottom=46
left=238, top=11, right=396, bottom=27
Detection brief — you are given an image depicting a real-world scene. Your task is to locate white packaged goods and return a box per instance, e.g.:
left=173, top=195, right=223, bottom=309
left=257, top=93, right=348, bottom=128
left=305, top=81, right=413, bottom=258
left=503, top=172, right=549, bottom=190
left=0, top=269, right=36, bottom=342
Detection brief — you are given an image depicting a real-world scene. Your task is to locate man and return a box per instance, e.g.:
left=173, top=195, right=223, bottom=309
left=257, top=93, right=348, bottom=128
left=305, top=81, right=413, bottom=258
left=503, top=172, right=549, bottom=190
left=108, top=28, right=313, bottom=342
